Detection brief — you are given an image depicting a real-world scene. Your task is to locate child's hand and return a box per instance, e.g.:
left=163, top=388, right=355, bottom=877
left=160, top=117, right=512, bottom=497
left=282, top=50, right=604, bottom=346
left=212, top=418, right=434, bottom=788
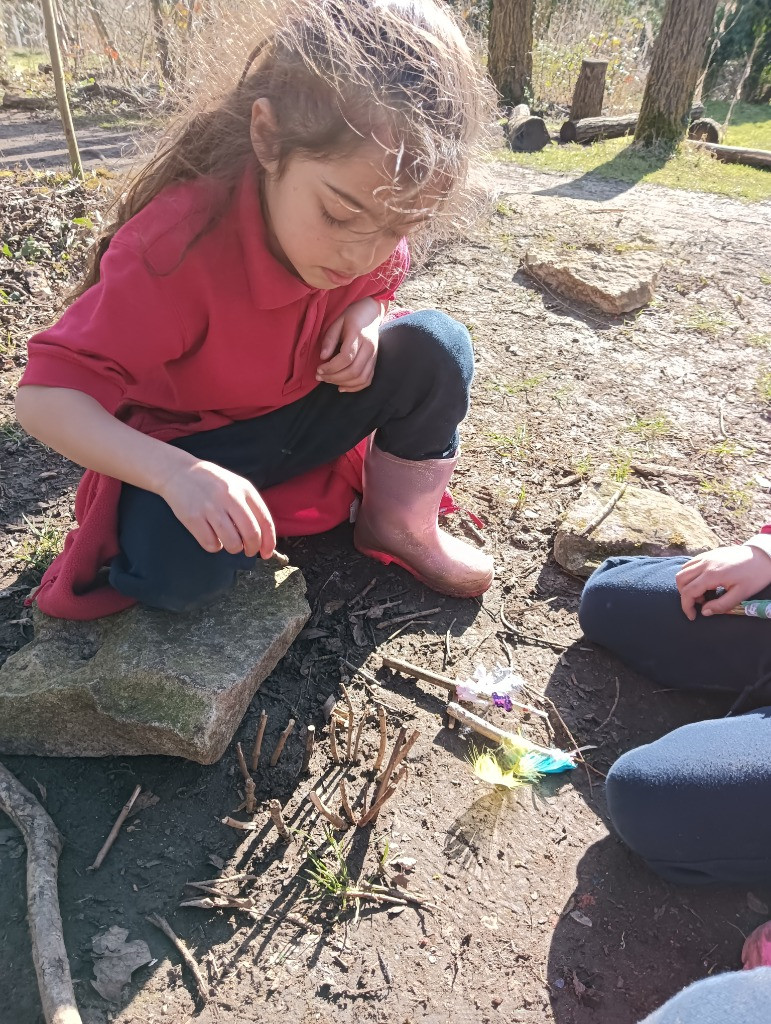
left=161, top=460, right=276, bottom=558
left=316, top=297, right=383, bottom=393
left=675, top=544, right=771, bottom=620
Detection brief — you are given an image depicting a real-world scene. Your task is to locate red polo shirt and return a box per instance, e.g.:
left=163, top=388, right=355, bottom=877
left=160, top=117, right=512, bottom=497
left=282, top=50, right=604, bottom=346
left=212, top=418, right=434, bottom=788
left=20, top=164, right=410, bottom=618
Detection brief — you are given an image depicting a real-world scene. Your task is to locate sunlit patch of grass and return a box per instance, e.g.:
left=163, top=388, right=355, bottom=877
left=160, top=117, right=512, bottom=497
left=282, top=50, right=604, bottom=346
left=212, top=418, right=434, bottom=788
left=485, top=425, right=530, bottom=458
left=17, top=518, right=65, bottom=574
left=609, top=451, right=632, bottom=483
left=624, top=414, right=670, bottom=440
left=495, top=137, right=771, bottom=203
left=703, top=102, right=771, bottom=150
left=746, top=334, right=771, bottom=349
left=491, top=374, right=547, bottom=395
left=699, top=479, right=754, bottom=518
left=760, top=272, right=771, bottom=286
left=705, top=439, right=754, bottom=459
left=758, top=370, right=771, bottom=404
left=686, top=309, right=729, bottom=335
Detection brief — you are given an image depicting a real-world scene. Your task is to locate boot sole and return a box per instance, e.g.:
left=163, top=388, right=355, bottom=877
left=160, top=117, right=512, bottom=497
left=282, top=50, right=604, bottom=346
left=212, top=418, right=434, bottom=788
left=354, top=541, right=493, bottom=599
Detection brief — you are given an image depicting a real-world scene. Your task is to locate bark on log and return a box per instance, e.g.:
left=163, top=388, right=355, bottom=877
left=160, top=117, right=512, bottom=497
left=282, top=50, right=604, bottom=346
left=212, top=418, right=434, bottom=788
left=687, top=141, right=771, bottom=171
left=506, top=103, right=550, bottom=152
left=570, top=58, right=608, bottom=120
left=560, top=106, right=705, bottom=145
left=0, top=761, right=82, bottom=1024
left=687, top=117, right=722, bottom=144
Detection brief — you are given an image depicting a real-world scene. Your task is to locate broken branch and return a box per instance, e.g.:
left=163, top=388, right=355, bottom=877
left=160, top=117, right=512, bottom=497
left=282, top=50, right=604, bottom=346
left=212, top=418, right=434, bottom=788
left=308, top=791, right=347, bottom=830
left=88, top=784, right=141, bottom=872
left=381, top=655, right=456, bottom=692
left=250, top=710, right=268, bottom=772
left=301, top=725, right=316, bottom=775
left=0, top=760, right=82, bottom=1024
left=268, top=799, right=291, bottom=840
left=146, top=913, right=209, bottom=1004
left=339, top=780, right=357, bottom=826
left=373, top=705, right=388, bottom=774
left=270, top=718, right=296, bottom=767
left=579, top=482, right=627, bottom=537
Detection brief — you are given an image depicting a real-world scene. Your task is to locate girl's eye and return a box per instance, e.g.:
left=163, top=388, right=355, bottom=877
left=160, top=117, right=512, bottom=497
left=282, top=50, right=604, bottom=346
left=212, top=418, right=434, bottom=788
left=321, top=208, right=348, bottom=228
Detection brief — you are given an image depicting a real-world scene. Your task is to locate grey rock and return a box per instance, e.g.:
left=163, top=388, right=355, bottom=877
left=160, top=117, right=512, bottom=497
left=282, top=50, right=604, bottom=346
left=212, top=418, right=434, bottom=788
left=554, top=479, right=720, bottom=578
left=523, top=247, right=662, bottom=314
left=0, top=565, right=309, bottom=763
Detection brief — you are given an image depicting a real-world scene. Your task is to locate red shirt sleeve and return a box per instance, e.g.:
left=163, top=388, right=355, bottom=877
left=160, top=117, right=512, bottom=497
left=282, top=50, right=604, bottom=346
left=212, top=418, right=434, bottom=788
left=20, top=239, right=189, bottom=415
left=368, top=238, right=410, bottom=303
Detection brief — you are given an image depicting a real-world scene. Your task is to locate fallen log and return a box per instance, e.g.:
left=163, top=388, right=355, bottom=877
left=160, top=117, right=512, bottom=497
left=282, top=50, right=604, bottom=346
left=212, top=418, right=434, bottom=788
left=506, top=103, right=550, bottom=153
left=687, top=140, right=771, bottom=171
left=0, top=761, right=82, bottom=1024
left=560, top=105, right=704, bottom=145
left=688, top=117, right=722, bottom=144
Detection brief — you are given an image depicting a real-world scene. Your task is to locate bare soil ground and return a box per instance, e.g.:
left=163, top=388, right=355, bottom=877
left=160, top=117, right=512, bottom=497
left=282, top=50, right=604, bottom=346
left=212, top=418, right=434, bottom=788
left=1, top=116, right=771, bottom=1024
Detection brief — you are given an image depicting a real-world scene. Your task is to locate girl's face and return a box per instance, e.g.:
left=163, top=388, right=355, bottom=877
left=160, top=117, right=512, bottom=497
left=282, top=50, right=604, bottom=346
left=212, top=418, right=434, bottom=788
left=252, top=102, right=435, bottom=289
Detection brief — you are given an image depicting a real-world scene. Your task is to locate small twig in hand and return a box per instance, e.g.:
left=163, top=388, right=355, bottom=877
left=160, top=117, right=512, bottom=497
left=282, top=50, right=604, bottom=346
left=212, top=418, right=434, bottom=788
left=329, top=717, right=341, bottom=764
left=579, top=482, right=627, bottom=538
left=270, top=718, right=296, bottom=767
left=351, top=717, right=365, bottom=765
left=301, top=725, right=316, bottom=775
left=146, top=913, right=209, bottom=1004
left=597, top=676, right=621, bottom=730
left=88, top=784, right=142, bottom=871
left=308, top=790, right=347, bottom=830
left=250, top=710, right=268, bottom=772
left=269, top=799, right=291, bottom=840
left=339, top=780, right=357, bottom=826
left=373, top=705, right=388, bottom=774
left=269, top=550, right=290, bottom=568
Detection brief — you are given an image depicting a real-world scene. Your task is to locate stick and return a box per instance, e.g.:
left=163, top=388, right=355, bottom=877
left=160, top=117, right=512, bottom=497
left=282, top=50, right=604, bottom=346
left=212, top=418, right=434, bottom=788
left=339, top=780, right=357, bottom=826
left=244, top=779, right=256, bottom=816
left=381, top=655, right=456, bottom=692
left=268, top=799, right=291, bottom=840
left=358, top=767, right=408, bottom=827
left=88, top=785, right=141, bottom=871
left=379, top=730, right=419, bottom=783
left=146, top=913, right=208, bottom=1004
left=579, top=482, right=627, bottom=537
left=371, top=727, right=406, bottom=810
left=339, top=681, right=355, bottom=761
left=373, top=706, right=388, bottom=774
left=329, top=716, right=341, bottom=764
left=301, top=725, right=316, bottom=775
left=308, top=791, right=347, bottom=830
left=446, top=703, right=563, bottom=758
left=597, top=676, right=620, bottom=730
left=270, top=718, right=295, bottom=767
left=376, top=607, right=441, bottom=629
left=221, top=816, right=260, bottom=831
left=269, top=550, right=290, bottom=567
left=41, top=0, right=83, bottom=180
left=235, top=743, right=250, bottom=783
left=351, top=718, right=365, bottom=765
left=0, top=761, right=82, bottom=1024
left=250, top=710, right=268, bottom=772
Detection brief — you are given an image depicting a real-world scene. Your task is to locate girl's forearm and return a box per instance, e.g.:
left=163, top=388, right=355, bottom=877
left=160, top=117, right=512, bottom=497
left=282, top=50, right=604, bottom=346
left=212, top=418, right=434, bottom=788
left=15, top=386, right=196, bottom=495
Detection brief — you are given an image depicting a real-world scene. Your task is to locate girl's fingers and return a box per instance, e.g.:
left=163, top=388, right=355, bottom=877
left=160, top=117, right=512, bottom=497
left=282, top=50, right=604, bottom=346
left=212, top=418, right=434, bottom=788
left=327, top=346, right=375, bottom=387
left=208, top=513, right=245, bottom=555
left=193, top=520, right=224, bottom=554
left=338, top=355, right=377, bottom=392
left=319, top=317, right=344, bottom=360
left=678, top=569, right=711, bottom=619
left=701, top=585, right=741, bottom=616
left=228, top=505, right=263, bottom=558
left=244, top=490, right=277, bottom=559
left=674, top=560, right=704, bottom=590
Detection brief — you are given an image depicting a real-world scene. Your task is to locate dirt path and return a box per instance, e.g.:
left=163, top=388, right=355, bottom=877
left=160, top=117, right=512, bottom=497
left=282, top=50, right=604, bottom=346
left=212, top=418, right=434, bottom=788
left=1, top=154, right=770, bottom=1024
left=0, top=112, right=143, bottom=171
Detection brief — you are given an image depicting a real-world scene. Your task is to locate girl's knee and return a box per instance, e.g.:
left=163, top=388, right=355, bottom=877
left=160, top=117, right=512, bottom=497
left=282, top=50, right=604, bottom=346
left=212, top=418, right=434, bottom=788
left=578, top=555, right=684, bottom=644
left=384, top=310, right=474, bottom=387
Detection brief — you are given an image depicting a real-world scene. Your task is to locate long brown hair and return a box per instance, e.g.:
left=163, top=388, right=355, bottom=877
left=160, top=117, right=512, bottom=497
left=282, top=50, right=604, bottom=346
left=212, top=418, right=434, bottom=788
left=75, top=0, right=498, bottom=299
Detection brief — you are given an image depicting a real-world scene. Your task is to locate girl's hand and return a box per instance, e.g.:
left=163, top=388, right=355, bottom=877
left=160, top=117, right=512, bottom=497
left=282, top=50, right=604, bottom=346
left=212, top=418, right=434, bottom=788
left=675, top=544, right=771, bottom=620
left=316, top=297, right=383, bottom=393
left=160, top=460, right=276, bottom=558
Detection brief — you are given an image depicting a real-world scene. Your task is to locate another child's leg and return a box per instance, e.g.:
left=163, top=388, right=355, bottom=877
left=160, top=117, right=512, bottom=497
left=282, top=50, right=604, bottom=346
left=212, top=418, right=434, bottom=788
left=638, top=967, right=771, bottom=1024
left=110, top=309, right=482, bottom=610
left=606, top=708, right=771, bottom=884
left=579, top=554, right=771, bottom=693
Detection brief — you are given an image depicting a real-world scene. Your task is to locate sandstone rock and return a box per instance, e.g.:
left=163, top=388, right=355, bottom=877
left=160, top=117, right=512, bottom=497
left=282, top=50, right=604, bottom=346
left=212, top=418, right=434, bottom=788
left=0, top=565, right=309, bottom=763
left=523, top=247, right=662, bottom=314
left=554, top=479, right=721, bottom=578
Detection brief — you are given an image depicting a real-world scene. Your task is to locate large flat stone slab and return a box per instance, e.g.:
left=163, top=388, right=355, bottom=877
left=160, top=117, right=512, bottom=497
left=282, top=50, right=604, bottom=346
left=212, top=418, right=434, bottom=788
left=554, top=479, right=721, bottom=578
left=0, top=565, right=309, bottom=763
left=523, top=247, right=662, bottom=314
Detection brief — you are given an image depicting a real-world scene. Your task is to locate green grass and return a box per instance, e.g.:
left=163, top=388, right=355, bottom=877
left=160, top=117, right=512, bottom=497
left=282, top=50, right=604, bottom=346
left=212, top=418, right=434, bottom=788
left=624, top=414, right=670, bottom=440
left=496, top=133, right=771, bottom=204
left=699, top=478, right=754, bottom=518
left=17, top=518, right=65, bottom=574
left=758, top=370, right=771, bottom=404
left=8, top=50, right=47, bottom=74
left=703, top=101, right=771, bottom=150
left=686, top=309, right=729, bottom=335
left=747, top=333, right=771, bottom=348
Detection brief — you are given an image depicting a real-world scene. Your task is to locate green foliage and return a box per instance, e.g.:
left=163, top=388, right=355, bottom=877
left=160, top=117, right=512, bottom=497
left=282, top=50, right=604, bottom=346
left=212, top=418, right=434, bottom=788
left=17, top=518, right=65, bottom=575
left=758, top=370, right=771, bottom=404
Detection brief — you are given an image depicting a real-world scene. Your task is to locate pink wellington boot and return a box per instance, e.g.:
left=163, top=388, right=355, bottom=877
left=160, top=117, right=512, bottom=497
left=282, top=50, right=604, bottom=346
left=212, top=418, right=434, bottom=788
left=353, top=441, right=494, bottom=598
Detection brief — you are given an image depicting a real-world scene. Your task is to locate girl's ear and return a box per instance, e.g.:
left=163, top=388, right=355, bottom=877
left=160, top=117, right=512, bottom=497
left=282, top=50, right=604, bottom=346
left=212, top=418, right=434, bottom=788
left=250, top=98, right=279, bottom=174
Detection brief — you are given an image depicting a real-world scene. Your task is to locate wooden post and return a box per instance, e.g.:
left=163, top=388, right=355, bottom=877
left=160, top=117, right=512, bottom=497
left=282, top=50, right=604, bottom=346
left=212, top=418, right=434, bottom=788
left=41, top=0, right=83, bottom=180
left=570, top=58, right=608, bottom=121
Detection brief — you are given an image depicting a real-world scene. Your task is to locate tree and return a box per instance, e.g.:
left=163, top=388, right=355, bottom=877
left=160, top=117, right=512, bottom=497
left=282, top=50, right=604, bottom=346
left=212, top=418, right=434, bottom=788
left=635, top=0, right=719, bottom=145
left=488, top=0, right=534, bottom=107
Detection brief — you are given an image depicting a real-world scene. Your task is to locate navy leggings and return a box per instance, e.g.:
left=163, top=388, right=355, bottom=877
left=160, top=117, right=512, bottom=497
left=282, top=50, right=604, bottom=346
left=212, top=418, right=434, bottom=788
left=109, top=310, right=473, bottom=612
left=579, top=555, right=771, bottom=885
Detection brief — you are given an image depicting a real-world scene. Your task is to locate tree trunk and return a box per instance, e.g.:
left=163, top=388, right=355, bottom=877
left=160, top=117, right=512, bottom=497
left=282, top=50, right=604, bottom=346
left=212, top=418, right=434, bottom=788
left=570, top=58, right=608, bottom=120
left=561, top=106, right=704, bottom=145
left=488, top=0, right=534, bottom=106
left=87, top=0, right=120, bottom=64
left=506, top=103, right=550, bottom=152
left=41, top=0, right=83, bottom=179
left=635, top=0, right=719, bottom=145
left=150, top=0, right=174, bottom=84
